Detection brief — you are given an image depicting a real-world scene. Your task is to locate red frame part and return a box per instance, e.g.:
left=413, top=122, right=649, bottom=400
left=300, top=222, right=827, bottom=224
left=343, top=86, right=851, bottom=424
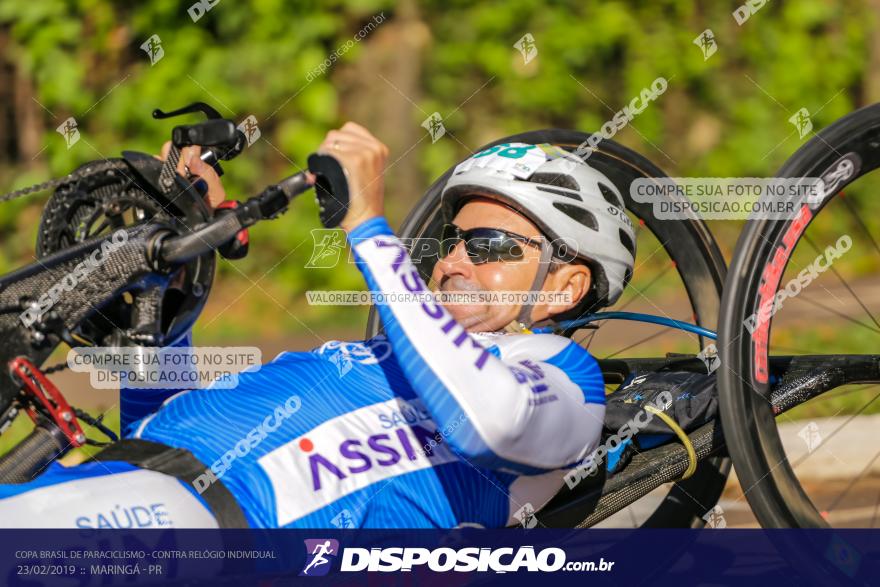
left=8, top=357, right=86, bottom=447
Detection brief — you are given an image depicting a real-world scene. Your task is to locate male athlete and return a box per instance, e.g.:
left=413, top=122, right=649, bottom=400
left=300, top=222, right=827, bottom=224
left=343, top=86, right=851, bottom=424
left=0, top=124, right=636, bottom=528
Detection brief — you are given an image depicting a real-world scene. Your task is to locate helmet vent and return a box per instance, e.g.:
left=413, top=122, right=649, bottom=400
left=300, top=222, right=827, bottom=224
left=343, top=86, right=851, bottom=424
left=535, top=185, right=582, bottom=201
left=619, top=228, right=636, bottom=257
left=552, top=202, right=598, bottom=230
left=528, top=172, right=580, bottom=191
left=599, top=182, right=624, bottom=210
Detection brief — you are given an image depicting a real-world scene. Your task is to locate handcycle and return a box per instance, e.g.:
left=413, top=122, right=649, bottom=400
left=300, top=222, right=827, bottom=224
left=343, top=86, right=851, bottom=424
left=0, top=103, right=876, bottom=551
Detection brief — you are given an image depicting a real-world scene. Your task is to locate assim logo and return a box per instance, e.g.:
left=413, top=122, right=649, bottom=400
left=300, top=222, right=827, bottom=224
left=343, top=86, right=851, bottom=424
left=300, top=539, right=340, bottom=577
left=301, top=423, right=450, bottom=491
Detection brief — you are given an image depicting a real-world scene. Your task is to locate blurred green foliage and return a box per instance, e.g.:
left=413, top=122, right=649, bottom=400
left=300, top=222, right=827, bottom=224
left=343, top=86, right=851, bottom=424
left=0, top=0, right=877, bottom=346
left=2, top=1, right=880, bottom=470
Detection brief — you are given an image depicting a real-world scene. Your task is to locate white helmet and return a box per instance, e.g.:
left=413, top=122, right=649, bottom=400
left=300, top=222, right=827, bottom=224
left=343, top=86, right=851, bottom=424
left=440, top=143, right=636, bottom=311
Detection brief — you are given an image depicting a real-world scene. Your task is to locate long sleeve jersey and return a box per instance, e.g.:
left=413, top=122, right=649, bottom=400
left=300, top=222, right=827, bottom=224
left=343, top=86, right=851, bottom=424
left=0, top=217, right=605, bottom=529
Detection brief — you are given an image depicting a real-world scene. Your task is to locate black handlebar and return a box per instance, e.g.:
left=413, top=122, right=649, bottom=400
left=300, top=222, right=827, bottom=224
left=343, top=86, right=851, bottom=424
left=0, top=106, right=354, bottom=477
left=158, top=153, right=350, bottom=265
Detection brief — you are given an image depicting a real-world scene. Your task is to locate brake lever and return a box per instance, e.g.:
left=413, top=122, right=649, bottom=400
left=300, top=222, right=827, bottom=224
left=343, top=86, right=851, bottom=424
left=154, top=103, right=248, bottom=182
left=171, top=120, right=247, bottom=177
left=153, top=102, right=224, bottom=121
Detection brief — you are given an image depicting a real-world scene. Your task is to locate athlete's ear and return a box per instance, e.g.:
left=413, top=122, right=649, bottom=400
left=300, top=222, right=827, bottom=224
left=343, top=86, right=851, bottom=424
left=543, top=262, right=591, bottom=317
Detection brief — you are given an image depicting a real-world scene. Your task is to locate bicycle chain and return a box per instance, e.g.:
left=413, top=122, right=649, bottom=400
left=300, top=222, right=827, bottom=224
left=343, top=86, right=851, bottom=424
left=0, top=161, right=136, bottom=375
left=0, top=160, right=129, bottom=205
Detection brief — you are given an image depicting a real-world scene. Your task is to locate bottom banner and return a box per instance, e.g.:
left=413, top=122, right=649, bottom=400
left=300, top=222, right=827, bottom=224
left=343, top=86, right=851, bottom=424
left=1, top=529, right=876, bottom=586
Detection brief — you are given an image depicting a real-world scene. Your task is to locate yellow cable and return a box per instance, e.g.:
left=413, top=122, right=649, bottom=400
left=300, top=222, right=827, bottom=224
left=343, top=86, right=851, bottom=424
left=645, top=405, right=698, bottom=480
left=71, top=333, right=93, bottom=346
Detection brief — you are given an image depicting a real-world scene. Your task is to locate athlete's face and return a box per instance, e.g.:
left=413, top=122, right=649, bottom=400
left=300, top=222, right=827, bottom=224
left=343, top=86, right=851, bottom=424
left=430, top=198, right=591, bottom=332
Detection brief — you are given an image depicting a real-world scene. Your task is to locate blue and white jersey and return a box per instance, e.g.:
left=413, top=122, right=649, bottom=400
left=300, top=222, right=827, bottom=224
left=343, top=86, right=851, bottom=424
left=0, top=217, right=605, bottom=529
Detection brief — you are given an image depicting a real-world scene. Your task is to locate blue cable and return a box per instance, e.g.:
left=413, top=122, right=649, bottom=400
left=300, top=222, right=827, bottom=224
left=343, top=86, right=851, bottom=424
left=533, top=311, right=717, bottom=340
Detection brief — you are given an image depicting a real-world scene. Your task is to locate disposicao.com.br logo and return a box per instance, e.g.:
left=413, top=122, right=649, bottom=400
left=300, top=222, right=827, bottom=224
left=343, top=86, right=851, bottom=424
left=300, top=539, right=339, bottom=577
left=300, top=540, right=614, bottom=574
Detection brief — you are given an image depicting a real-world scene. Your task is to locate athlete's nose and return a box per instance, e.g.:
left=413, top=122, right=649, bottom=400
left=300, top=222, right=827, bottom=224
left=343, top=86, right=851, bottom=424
left=435, top=240, right=475, bottom=281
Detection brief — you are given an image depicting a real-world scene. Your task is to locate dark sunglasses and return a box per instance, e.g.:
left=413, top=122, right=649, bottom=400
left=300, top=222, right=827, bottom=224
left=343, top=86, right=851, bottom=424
left=440, top=223, right=543, bottom=264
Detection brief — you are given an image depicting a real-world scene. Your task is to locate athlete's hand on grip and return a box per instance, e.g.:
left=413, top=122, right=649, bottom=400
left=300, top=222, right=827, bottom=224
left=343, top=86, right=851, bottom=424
left=157, top=142, right=227, bottom=210
left=316, top=122, right=388, bottom=232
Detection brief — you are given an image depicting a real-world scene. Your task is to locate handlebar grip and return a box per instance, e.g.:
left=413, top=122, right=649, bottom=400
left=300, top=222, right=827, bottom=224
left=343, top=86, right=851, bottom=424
left=172, top=119, right=237, bottom=149
left=308, top=153, right=350, bottom=228
left=0, top=424, right=67, bottom=483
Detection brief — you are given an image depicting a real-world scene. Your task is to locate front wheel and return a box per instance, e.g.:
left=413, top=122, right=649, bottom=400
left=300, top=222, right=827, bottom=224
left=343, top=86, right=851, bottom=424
left=719, top=103, right=880, bottom=536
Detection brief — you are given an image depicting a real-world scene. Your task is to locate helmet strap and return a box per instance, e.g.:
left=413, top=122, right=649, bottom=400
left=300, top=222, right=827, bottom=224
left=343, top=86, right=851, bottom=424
left=511, top=240, right=554, bottom=330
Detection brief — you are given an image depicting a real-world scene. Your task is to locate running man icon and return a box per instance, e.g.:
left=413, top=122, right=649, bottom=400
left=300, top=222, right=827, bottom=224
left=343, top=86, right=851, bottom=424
left=300, top=539, right=340, bottom=577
